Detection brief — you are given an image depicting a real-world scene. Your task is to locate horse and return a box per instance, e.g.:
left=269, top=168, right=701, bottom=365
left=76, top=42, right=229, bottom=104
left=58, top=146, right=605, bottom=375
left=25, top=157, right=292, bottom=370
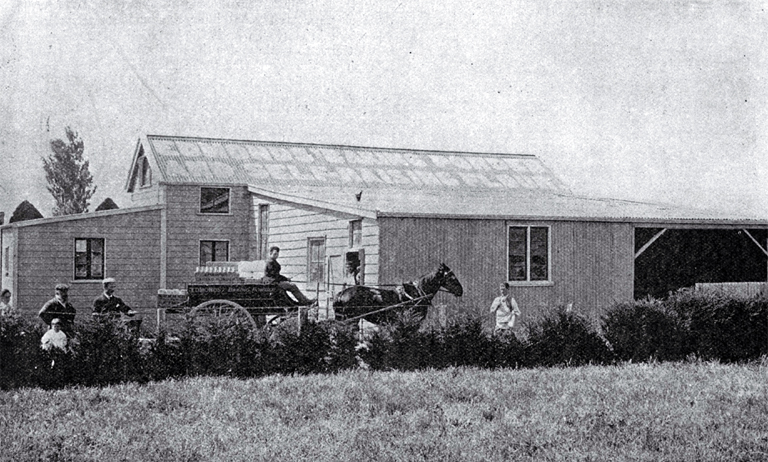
left=332, top=263, right=463, bottom=325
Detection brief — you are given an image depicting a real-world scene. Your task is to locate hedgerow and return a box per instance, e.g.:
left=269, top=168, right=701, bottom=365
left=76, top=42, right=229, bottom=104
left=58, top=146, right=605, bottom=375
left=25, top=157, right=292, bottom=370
left=1, top=290, right=765, bottom=390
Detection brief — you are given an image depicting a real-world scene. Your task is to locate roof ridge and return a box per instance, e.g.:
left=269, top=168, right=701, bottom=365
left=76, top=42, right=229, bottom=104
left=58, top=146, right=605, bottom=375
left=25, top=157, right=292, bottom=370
left=144, top=134, right=537, bottom=158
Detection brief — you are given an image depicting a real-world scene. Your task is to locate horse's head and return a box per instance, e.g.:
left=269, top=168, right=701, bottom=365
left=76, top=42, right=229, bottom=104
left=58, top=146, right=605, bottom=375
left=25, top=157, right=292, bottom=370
left=437, top=263, right=463, bottom=297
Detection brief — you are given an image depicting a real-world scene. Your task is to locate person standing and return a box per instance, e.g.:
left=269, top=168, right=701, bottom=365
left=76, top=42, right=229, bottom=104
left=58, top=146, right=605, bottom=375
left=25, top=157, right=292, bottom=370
left=92, top=278, right=136, bottom=316
left=262, top=246, right=316, bottom=305
left=93, top=278, right=141, bottom=333
left=0, top=289, right=15, bottom=317
left=39, top=284, right=76, bottom=334
left=490, top=282, right=521, bottom=332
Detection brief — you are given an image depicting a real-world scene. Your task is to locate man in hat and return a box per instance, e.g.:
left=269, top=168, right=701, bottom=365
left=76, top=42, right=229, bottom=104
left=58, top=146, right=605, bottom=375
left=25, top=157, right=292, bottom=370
left=40, top=318, right=68, bottom=351
left=92, top=278, right=141, bottom=333
left=39, top=284, right=76, bottom=334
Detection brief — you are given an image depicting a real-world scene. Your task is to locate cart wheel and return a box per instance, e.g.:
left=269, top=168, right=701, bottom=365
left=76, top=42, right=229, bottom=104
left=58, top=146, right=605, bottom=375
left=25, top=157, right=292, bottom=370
left=188, top=299, right=257, bottom=331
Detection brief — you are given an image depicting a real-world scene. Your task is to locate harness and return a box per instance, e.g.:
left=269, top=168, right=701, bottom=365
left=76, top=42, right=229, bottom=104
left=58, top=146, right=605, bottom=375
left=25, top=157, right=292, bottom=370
left=396, top=281, right=427, bottom=304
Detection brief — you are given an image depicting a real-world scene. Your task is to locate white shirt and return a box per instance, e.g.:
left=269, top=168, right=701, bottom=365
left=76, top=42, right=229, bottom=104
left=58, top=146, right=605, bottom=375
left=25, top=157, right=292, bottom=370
left=41, top=329, right=68, bottom=351
left=490, top=295, right=521, bottom=329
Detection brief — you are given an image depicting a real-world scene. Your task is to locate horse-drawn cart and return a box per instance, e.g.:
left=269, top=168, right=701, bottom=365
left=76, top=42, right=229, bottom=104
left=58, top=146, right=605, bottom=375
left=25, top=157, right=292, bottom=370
left=156, top=261, right=464, bottom=334
left=157, top=262, right=316, bottom=333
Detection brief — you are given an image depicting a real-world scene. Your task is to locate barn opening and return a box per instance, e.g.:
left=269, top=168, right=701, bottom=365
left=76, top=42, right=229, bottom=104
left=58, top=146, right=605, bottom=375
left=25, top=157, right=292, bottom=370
left=634, top=228, right=768, bottom=300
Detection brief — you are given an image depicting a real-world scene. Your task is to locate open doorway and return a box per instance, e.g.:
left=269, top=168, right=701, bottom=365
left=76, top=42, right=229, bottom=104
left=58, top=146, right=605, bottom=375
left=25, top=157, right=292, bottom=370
left=634, top=228, right=767, bottom=299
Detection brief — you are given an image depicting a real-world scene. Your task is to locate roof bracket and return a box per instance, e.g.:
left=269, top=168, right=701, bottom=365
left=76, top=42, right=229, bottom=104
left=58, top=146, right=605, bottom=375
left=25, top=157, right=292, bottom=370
left=635, top=228, right=667, bottom=259
left=742, top=229, right=768, bottom=257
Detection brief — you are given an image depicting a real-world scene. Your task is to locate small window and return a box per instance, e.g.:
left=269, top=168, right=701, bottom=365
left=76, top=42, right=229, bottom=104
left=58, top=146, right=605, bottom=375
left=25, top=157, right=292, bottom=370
left=508, top=226, right=550, bottom=282
left=3, top=247, right=8, bottom=277
left=307, top=237, right=326, bottom=286
left=140, top=157, right=151, bottom=187
left=349, top=219, right=362, bottom=248
left=74, top=238, right=105, bottom=280
left=200, top=240, right=229, bottom=265
left=258, top=204, right=269, bottom=259
left=200, top=187, right=230, bottom=214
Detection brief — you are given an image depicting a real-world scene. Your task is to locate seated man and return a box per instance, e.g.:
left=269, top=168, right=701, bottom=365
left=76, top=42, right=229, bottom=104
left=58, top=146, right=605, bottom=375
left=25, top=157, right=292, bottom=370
left=93, top=278, right=142, bottom=333
left=262, top=246, right=316, bottom=305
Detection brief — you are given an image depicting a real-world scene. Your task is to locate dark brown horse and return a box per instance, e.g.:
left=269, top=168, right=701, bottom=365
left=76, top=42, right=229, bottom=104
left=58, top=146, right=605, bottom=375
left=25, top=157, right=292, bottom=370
left=332, top=263, right=463, bottom=324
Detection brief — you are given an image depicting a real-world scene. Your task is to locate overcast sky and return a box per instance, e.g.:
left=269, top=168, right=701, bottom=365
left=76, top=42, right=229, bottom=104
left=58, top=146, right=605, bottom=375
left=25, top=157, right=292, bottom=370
left=1, top=0, right=766, bottom=218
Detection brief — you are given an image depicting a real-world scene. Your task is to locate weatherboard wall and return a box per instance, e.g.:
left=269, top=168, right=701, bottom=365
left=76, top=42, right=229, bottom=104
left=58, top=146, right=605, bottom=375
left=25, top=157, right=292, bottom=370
left=252, top=196, right=380, bottom=299
left=9, top=209, right=162, bottom=321
left=378, top=217, right=634, bottom=327
left=163, top=184, right=253, bottom=291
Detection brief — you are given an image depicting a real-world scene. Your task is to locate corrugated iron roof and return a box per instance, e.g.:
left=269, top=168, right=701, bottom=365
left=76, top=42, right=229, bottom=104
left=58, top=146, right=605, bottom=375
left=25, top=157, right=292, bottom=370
left=144, top=135, right=570, bottom=194
left=142, top=135, right=765, bottom=224
left=249, top=185, right=768, bottom=224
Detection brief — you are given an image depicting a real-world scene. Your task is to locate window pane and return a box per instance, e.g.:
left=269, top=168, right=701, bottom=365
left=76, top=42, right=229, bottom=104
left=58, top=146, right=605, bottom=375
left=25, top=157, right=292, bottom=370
left=75, top=252, right=88, bottom=278
left=258, top=205, right=269, bottom=259
left=200, top=188, right=230, bottom=214
left=530, top=227, right=549, bottom=281
left=308, top=239, right=325, bottom=284
left=200, top=241, right=213, bottom=265
left=508, top=227, right=527, bottom=281
left=141, top=157, right=151, bottom=186
left=90, top=240, right=104, bottom=279
left=214, top=241, right=229, bottom=262
left=75, top=239, right=87, bottom=252
left=350, top=220, right=362, bottom=248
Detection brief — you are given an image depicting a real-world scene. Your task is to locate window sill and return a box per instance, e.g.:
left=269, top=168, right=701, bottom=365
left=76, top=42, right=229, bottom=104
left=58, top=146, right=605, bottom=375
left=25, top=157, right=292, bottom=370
left=71, top=279, right=104, bottom=284
left=508, top=281, right=554, bottom=287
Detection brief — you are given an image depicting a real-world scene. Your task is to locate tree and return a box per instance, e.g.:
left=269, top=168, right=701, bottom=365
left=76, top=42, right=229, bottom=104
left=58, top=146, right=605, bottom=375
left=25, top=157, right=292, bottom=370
left=95, top=197, right=119, bottom=211
left=42, top=127, right=97, bottom=216
left=9, top=200, right=44, bottom=223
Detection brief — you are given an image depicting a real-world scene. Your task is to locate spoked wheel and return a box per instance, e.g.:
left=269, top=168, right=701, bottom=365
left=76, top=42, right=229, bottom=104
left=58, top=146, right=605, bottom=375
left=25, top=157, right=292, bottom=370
left=187, top=299, right=257, bottom=332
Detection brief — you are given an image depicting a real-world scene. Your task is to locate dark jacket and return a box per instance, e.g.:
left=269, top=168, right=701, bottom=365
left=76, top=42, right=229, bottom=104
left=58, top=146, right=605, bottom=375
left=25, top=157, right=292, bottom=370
left=39, top=298, right=76, bottom=328
left=262, top=259, right=290, bottom=284
left=93, top=293, right=131, bottom=315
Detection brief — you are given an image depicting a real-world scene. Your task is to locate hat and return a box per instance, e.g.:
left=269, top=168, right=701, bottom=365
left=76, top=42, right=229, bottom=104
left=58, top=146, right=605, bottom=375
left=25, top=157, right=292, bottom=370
left=51, top=318, right=61, bottom=324
left=103, top=277, right=116, bottom=285
left=54, top=283, right=69, bottom=291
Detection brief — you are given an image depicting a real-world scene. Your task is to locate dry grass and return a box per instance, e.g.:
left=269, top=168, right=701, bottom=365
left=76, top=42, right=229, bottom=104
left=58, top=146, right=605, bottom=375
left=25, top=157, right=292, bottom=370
left=1, top=361, right=767, bottom=461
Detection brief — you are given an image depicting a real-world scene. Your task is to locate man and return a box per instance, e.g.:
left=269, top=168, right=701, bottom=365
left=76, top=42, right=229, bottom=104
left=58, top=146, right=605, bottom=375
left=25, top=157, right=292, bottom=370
left=490, top=282, right=521, bottom=332
left=93, top=278, right=141, bottom=332
left=40, top=318, right=68, bottom=351
left=39, top=284, right=76, bottom=334
left=262, top=246, right=316, bottom=305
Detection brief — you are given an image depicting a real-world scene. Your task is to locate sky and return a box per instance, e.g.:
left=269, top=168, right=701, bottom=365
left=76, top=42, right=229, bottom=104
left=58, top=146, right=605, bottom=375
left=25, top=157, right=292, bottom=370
left=1, top=0, right=766, bottom=219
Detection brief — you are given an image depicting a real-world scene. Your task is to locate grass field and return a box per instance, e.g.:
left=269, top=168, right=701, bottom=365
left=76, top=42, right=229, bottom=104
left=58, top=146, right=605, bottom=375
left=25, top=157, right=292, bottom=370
left=1, top=361, right=767, bottom=461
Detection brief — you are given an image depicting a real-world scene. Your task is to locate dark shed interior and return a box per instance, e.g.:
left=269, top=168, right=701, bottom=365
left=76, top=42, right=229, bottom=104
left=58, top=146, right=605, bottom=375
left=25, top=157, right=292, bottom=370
left=634, top=228, right=768, bottom=299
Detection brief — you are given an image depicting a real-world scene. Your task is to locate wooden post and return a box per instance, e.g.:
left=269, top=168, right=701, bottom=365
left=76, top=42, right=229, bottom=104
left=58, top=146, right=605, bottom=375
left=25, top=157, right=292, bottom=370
left=297, top=305, right=301, bottom=335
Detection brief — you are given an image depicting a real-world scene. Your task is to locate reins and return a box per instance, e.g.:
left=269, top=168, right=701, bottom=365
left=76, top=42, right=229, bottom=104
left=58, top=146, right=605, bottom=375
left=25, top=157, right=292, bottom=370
left=341, top=293, right=434, bottom=324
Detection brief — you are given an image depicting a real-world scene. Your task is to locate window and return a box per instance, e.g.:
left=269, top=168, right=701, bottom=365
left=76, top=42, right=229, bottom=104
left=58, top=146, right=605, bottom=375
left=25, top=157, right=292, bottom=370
left=307, top=237, right=326, bottom=286
left=349, top=219, right=362, bottom=248
left=200, top=240, right=229, bottom=265
left=258, top=204, right=269, bottom=259
left=75, top=238, right=105, bottom=280
left=3, top=247, right=8, bottom=277
left=200, top=187, right=230, bottom=214
left=508, top=226, right=550, bottom=282
left=140, top=157, right=151, bottom=187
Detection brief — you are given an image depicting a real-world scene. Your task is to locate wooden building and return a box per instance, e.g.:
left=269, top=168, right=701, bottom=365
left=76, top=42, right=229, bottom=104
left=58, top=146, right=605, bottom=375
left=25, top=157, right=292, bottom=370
left=2, top=135, right=766, bottom=327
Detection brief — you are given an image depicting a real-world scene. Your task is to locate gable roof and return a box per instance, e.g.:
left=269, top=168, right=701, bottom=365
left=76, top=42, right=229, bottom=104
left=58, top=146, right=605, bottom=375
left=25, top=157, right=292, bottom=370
left=135, top=135, right=766, bottom=225
left=140, top=135, right=570, bottom=194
